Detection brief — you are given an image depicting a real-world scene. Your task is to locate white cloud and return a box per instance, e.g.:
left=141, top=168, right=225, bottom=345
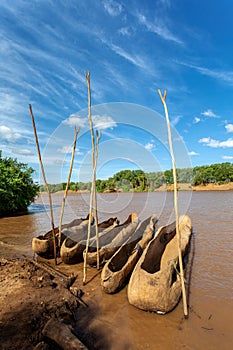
left=171, top=115, right=182, bottom=126
left=201, top=109, right=218, bottom=118
left=57, top=145, right=83, bottom=155
left=194, top=117, right=200, bottom=123
left=222, top=155, right=233, bottom=160
left=199, top=137, right=233, bottom=148
left=145, top=143, right=154, bottom=151
left=63, top=114, right=87, bottom=128
left=103, top=0, right=123, bottom=16
left=11, top=149, right=34, bottom=156
left=0, top=125, right=22, bottom=141
left=225, top=123, right=233, bottom=133
left=188, top=151, right=199, bottom=156
left=137, top=13, right=183, bottom=45
left=92, top=115, right=116, bottom=129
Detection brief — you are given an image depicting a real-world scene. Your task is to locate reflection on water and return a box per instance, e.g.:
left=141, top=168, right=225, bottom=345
left=0, top=191, right=232, bottom=349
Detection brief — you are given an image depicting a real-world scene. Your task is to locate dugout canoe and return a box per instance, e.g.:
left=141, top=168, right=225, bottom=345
left=127, top=215, right=192, bottom=314
left=32, top=214, right=91, bottom=259
left=101, top=214, right=158, bottom=294
left=84, top=213, right=139, bottom=266
left=60, top=216, right=120, bottom=264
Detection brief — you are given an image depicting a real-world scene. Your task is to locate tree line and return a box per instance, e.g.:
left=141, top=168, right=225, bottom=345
left=40, top=162, right=233, bottom=193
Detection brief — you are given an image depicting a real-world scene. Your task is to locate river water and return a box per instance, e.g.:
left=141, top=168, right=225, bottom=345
left=0, top=191, right=232, bottom=349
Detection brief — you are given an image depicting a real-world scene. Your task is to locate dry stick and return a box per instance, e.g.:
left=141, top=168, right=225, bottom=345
left=29, top=104, right=57, bottom=265
left=158, top=89, right=188, bottom=318
left=58, top=126, right=80, bottom=247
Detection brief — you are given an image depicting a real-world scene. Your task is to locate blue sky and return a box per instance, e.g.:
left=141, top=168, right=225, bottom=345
left=0, top=0, right=233, bottom=183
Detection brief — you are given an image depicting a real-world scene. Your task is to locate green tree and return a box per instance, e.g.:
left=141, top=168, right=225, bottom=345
left=0, top=151, right=39, bottom=215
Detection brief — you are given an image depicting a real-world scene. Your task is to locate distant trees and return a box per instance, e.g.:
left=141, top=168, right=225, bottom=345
left=39, top=162, right=233, bottom=193
left=0, top=151, right=39, bottom=215
left=192, top=162, right=233, bottom=185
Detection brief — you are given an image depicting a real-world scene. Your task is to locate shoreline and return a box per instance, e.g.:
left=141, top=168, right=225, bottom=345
left=39, top=182, right=233, bottom=195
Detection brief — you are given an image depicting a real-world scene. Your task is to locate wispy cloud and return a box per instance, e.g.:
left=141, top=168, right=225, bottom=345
left=199, top=137, right=233, bottom=148
left=201, top=109, right=219, bottom=118
left=225, top=123, right=233, bottom=133
left=136, top=13, right=183, bottom=45
left=110, top=43, right=148, bottom=70
left=103, top=0, right=123, bottom=16
left=177, top=61, right=233, bottom=86
left=118, top=27, right=132, bottom=36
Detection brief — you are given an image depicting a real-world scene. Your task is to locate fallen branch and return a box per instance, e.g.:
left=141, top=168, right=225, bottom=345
left=42, top=318, right=87, bottom=350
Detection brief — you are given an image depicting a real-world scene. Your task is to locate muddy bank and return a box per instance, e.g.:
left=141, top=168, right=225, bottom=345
left=0, top=258, right=86, bottom=350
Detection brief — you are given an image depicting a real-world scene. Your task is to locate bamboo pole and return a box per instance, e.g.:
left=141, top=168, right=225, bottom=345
left=83, top=71, right=101, bottom=284
left=58, top=126, right=80, bottom=247
left=29, top=104, right=57, bottom=265
left=158, top=90, right=188, bottom=318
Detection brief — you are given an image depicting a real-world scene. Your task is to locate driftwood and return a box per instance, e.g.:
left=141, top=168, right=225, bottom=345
left=26, top=258, right=77, bottom=289
left=42, top=318, right=87, bottom=350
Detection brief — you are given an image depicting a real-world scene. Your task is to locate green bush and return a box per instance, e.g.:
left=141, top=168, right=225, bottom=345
left=0, top=151, right=39, bottom=215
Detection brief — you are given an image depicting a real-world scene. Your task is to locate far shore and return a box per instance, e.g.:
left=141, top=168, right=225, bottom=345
left=39, top=182, right=233, bottom=195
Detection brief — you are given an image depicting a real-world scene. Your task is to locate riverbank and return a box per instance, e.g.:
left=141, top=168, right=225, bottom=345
left=39, top=181, right=233, bottom=196
left=0, top=257, right=88, bottom=350
left=165, top=182, right=233, bottom=191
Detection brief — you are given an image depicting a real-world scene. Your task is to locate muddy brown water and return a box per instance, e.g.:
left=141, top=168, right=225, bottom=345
left=0, top=191, right=232, bottom=349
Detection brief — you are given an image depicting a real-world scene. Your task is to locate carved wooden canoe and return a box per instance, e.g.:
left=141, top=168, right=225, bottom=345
left=127, top=215, right=192, bottom=314
left=84, top=213, right=139, bottom=266
left=60, top=216, right=120, bottom=264
left=32, top=215, right=90, bottom=259
left=101, top=214, right=158, bottom=294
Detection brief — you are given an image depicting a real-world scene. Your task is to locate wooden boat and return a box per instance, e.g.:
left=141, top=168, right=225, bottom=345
left=127, top=215, right=192, bottom=314
left=84, top=213, right=139, bottom=266
left=101, top=214, right=158, bottom=294
left=32, top=214, right=91, bottom=259
left=60, top=216, right=120, bottom=264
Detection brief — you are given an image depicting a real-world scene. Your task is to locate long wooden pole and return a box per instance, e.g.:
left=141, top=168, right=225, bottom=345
left=83, top=71, right=101, bottom=283
left=58, top=126, right=80, bottom=247
left=93, top=130, right=102, bottom=269
left=158, top=90, right=188, bottom=318
left=29, top=104, right=57, bottom=265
